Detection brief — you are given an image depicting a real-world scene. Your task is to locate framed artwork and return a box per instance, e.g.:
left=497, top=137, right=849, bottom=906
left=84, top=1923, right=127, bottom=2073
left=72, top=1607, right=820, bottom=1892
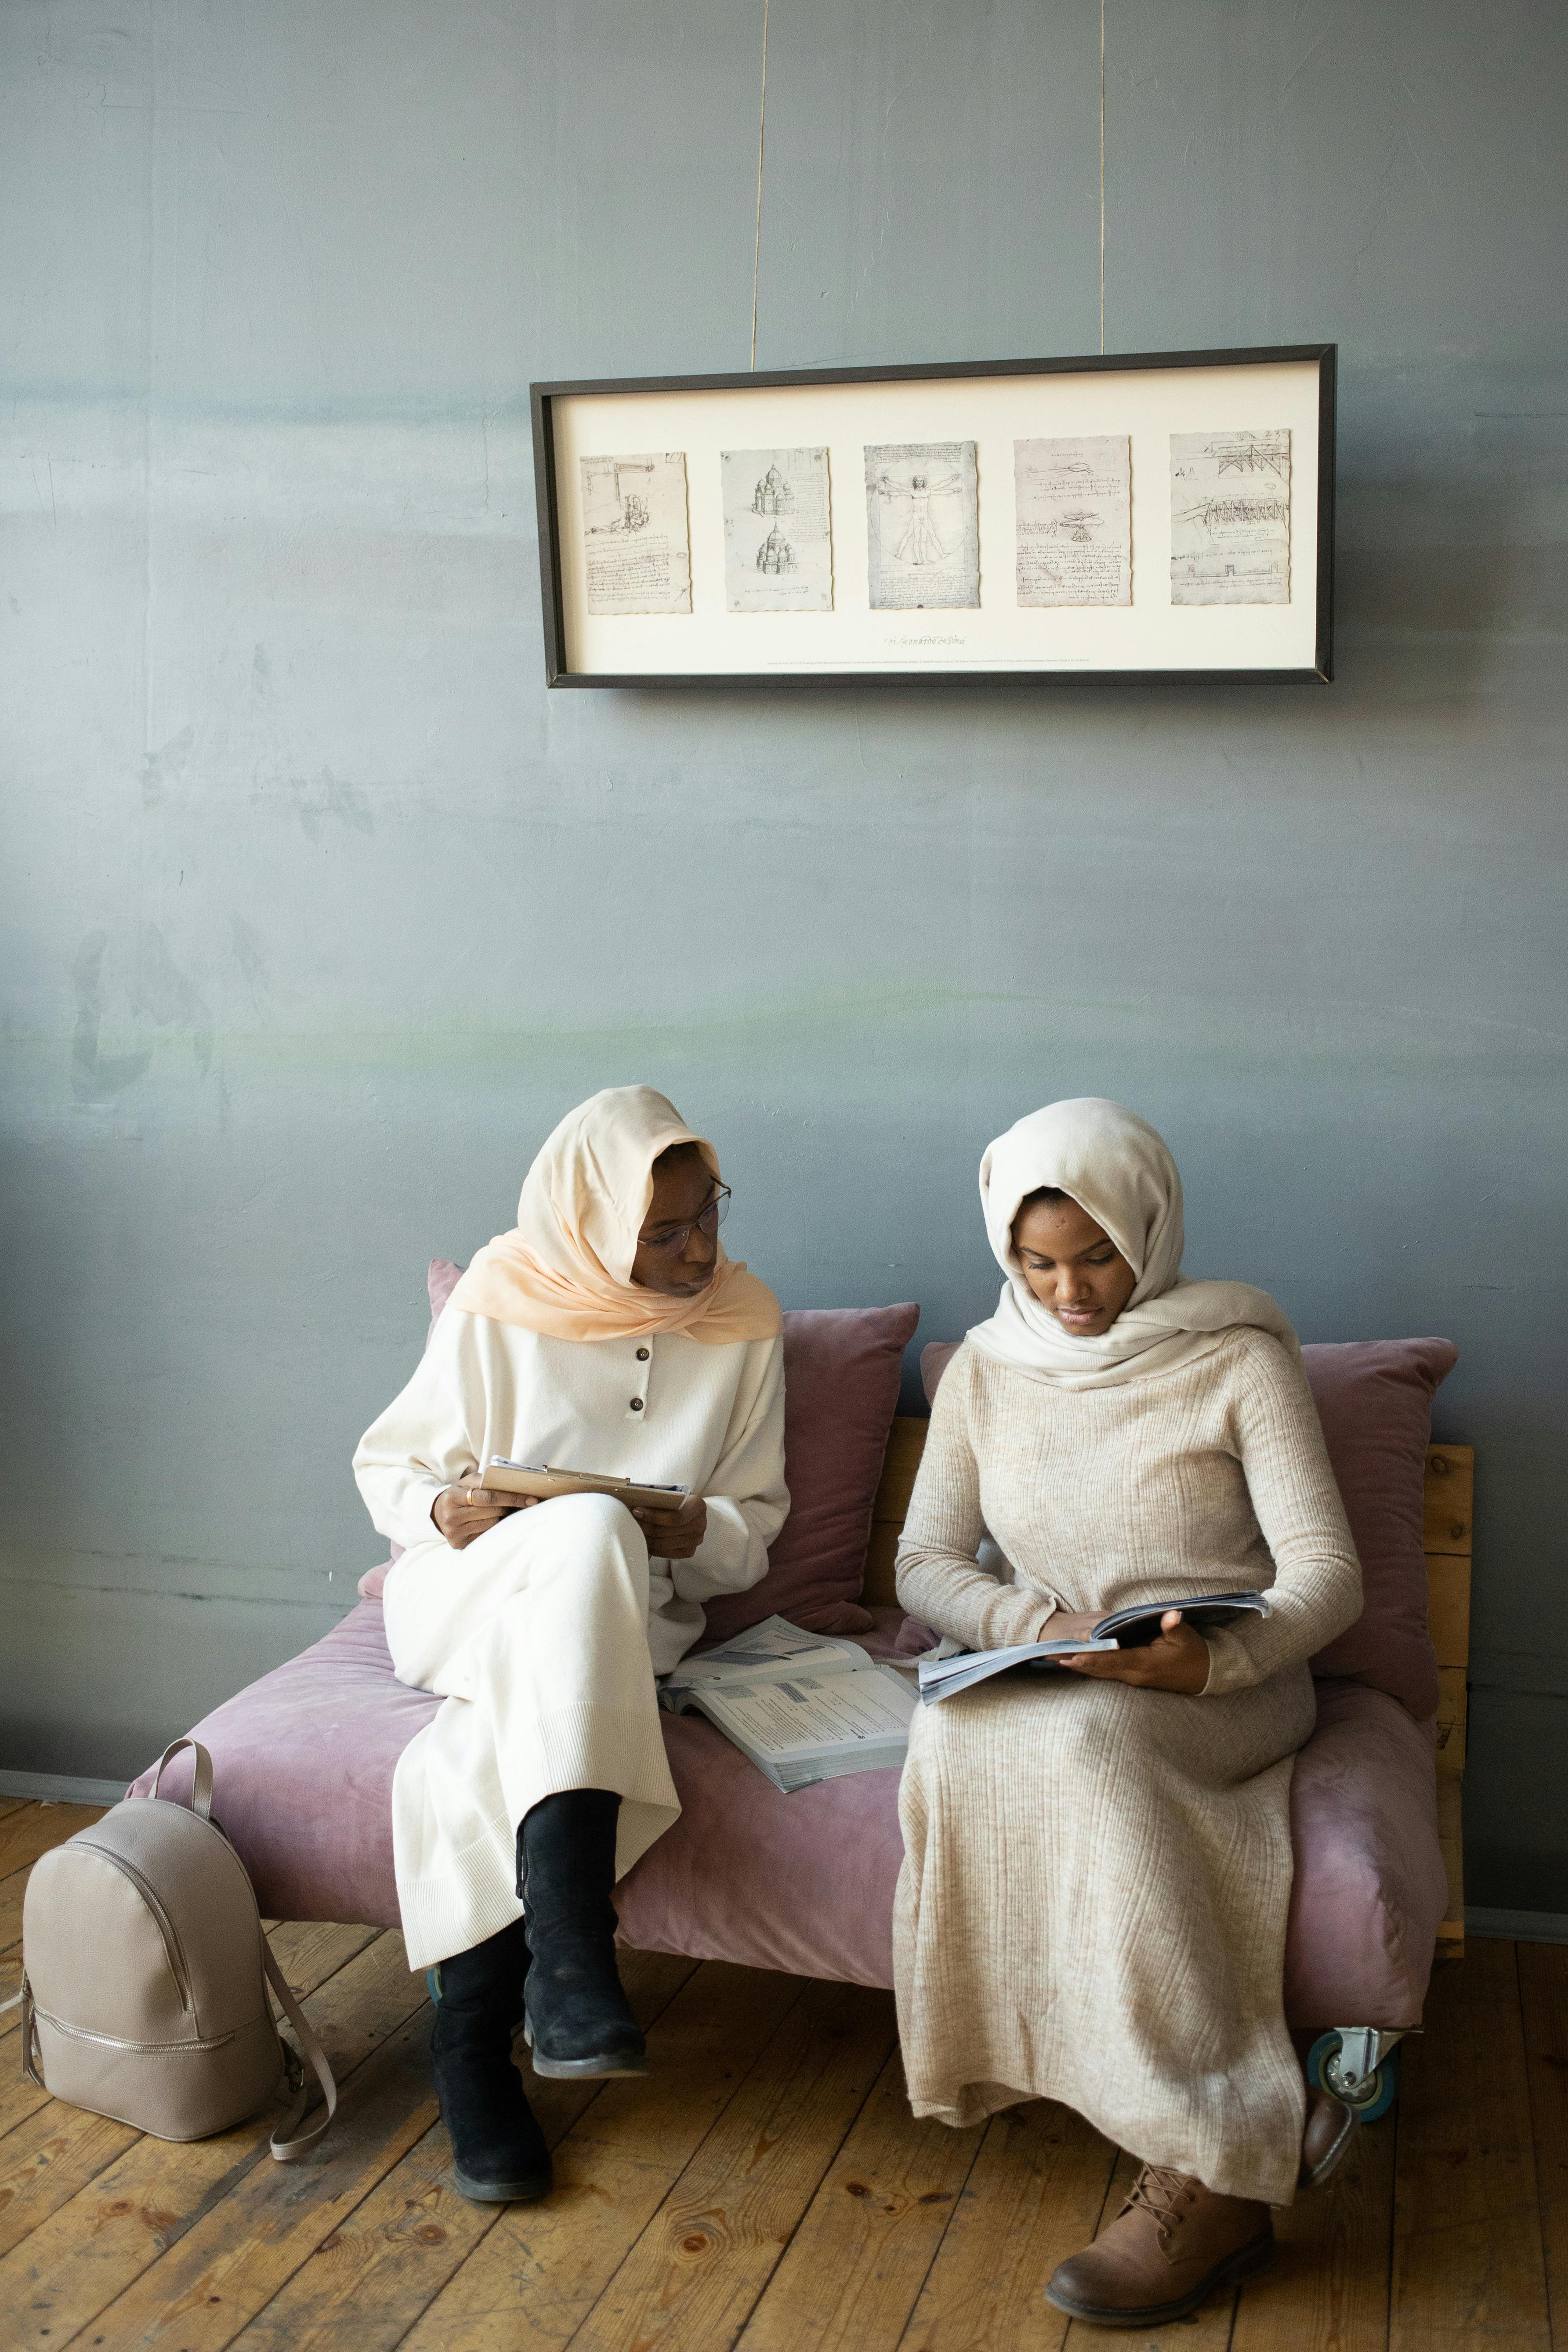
left=531, top=344, right=1335, bottom=687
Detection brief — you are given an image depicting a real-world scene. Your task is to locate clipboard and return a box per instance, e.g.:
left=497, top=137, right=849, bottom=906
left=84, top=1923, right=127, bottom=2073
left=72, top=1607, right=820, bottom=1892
left=482, top=1458, right=688, bottom=1513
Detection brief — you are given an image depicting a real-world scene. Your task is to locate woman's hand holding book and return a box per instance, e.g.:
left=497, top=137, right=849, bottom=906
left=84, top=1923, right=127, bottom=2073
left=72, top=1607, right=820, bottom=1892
left=630, top=1493, right=708, bottom=1560
left=1036, top=1607, right=1211, bottom=1695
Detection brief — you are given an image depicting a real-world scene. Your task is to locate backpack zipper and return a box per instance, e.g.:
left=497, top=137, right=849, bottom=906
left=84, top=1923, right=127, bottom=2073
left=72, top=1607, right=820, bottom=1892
left=72, top=1840, right=197, bottom=2019
left=30, top=2005, right=246, bottom=2056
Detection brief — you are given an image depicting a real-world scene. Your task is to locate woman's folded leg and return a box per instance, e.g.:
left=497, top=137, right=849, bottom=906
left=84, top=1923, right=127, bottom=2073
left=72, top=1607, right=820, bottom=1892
left=385, top=1491, right=681, bottom=1972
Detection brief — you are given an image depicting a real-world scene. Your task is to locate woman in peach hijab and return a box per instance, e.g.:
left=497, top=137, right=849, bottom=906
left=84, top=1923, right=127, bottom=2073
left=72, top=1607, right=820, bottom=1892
left=354, top=1086, right=786, bottom=2206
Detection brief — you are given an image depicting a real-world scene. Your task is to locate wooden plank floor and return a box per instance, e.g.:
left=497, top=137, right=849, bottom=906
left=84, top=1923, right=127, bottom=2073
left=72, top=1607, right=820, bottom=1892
left=2, top=1800, right=1561, bottom=2350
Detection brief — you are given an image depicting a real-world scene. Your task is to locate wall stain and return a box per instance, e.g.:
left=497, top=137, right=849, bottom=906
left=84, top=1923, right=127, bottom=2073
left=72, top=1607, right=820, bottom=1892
left=290, top=769, right=373, bottom=842
left=72, top=931, right=152, bottom=1101
left=130, top=923, right=214, bottom=1075
left=69, top=923, right=214, bottom=1100
left=231, top=914, right=269, bottom=999
left=140, top=724, right=195, bottom=811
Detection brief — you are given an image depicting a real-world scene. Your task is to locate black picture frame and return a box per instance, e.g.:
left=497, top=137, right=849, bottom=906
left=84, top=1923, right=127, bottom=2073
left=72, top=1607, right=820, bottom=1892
left=531, top=343, right=1335, bottom=688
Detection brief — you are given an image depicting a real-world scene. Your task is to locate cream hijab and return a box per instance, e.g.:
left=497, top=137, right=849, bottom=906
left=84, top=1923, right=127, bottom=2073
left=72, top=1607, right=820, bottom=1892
left=967, top=1097, right=1298, bottom=1391
left=449, top=1086, right=782, bottom=1346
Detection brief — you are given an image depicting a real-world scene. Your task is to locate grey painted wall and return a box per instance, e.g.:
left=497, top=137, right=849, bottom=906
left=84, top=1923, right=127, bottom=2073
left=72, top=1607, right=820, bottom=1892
left=2, top=2, right=1564, bottom=1906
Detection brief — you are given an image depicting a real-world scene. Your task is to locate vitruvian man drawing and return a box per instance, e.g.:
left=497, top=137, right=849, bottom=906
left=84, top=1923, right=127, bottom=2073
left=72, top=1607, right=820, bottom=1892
left=863, top=441, right=980, bottom=610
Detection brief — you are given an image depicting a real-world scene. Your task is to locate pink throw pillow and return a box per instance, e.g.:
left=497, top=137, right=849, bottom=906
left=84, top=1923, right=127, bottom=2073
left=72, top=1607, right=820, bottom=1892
left=360, top=1266, right=920, bottom=1638
left=1296, top=1339, right=1455, bottom=1717
left=703, top=1302, right=921, bottom=1642
left=917, top=1334, right=1455, bottom=1721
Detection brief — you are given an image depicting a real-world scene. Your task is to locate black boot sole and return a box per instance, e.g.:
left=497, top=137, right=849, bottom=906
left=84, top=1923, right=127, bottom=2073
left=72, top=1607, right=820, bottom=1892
left=451, top=2158, right=554, bottom=2204
left=1043, top=2231, right=1274, bottom=2327
left=522, top=2014, right=650, bottom=2079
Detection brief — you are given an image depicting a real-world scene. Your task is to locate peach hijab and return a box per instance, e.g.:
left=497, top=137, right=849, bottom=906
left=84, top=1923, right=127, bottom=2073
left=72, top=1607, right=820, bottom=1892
left=448, top=1085, right=782, bottom=1346
left=967, top=1096, right=1299, bottom=1391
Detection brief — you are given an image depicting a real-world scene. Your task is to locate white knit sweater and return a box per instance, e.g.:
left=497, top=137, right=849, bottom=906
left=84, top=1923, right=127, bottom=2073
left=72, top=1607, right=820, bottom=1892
left=894, top=1328, right=1361, bottom=1693
left=354, top=1306, right=788, bottom=1673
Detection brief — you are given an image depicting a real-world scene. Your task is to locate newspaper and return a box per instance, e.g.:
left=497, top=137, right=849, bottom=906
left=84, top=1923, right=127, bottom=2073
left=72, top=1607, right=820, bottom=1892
left=1170, top=429, right=1291, bottom=605
left=721, top=446, right=834, bottom=612
left=660, top=1614, right=915, bottom=1792
left=1014, top=434, right=1132, bottom=607
left=864, top=441, right=980, bottom=611
left=579, top=451, right=692, bottom=614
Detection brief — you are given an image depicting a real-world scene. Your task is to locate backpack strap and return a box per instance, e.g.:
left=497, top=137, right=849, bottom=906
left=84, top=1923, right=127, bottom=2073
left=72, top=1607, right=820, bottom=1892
left=19, top=1979, right=42, bottom=2085
left=150, top=1736, right=214, bottom=1820
left=0, top=1976, right=40, bottom=2093
left=261, top=1932, right=339, bottom=2162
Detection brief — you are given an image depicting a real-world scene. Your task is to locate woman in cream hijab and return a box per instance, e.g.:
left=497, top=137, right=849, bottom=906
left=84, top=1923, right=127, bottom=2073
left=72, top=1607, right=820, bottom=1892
left=894, top=1099, right=1362, bottom=2330
left=354, top=1086, right=786, bottom=2206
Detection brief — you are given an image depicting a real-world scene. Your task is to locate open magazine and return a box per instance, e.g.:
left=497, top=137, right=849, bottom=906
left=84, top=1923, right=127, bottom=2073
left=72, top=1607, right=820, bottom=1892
left=917, top=1591, right=1271, bottom=1706
left=660, top=1614, right=915, bottom=1792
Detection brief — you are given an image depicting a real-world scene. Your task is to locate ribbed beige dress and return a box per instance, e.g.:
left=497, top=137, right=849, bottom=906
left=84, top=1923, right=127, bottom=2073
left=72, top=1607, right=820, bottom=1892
left=893, top=1328, right=1361, bottom=2208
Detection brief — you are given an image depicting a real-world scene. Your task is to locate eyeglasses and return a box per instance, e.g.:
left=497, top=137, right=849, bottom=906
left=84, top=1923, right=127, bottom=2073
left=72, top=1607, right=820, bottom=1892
left=639, top=1186, right=731, bottom=1255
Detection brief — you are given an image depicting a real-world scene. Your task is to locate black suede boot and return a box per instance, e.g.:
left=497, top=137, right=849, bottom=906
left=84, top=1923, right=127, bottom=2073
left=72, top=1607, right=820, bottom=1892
left=429, top=1918, right=553, bottom=2202
left=516, top=1789, right=648, bottom=2078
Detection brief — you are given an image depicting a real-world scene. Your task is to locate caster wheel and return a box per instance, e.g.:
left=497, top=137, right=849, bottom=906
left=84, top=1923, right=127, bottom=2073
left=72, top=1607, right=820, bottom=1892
left=1308, top=2032, right=1402, bottom=2120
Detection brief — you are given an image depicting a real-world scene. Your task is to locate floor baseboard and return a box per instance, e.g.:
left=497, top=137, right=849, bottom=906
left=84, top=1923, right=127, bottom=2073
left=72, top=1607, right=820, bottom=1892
left=1467, top=1906, right=1568, bottom=1946
left=0, top=1769, right=130, bottom=1806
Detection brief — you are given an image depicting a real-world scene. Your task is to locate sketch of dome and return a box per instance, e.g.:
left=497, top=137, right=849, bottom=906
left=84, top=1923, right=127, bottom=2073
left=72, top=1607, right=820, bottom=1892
left=756, top=525, right=797, bottom=575
left=752, top=464, right=795, bottom=516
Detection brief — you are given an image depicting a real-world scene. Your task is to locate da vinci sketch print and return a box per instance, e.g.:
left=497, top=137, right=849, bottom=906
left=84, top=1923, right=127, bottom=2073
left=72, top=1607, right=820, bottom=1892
left=1014, top=435, right=1132, bottom=607
left=1170, top=430, right=1291, bottom=605
left=720, top=447, right=833, bottom=613
left=863, top=442, right=980, bottom=610
left=579, top=452, right=692, bottom=614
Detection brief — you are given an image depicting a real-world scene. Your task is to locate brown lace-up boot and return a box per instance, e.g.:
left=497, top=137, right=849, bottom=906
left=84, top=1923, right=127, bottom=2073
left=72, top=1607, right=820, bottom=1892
left=1045, top=2163, right=1273, bottom=2327
left=1300, top=2086, right=1358, bottom=2188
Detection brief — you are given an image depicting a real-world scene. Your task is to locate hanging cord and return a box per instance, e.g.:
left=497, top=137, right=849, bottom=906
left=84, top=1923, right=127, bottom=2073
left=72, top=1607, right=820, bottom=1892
left=1099, top=0, right=1107, bottom=353
left=750, top=0, right=770, bottom=369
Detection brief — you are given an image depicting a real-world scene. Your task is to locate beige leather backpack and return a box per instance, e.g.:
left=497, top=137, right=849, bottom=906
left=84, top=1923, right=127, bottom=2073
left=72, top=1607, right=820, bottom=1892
left=11, top=1739, right=336, bottom=2160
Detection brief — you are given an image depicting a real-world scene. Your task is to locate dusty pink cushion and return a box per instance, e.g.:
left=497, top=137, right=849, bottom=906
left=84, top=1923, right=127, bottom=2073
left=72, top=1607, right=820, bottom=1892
left=917, top=1335, right=1455, bottom=1721
left=703, top=1302, right=920, bottom=1640
left=359, top=1266, right=919, bottom=1635
left=1299, top=1340, right=1456, bottom=1719
left=130, top=1615, right=1445, bottom=2026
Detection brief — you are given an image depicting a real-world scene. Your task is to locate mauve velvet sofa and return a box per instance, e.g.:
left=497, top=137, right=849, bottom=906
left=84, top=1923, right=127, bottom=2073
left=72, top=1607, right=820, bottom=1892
left=131, top=1281, right=1456, bottom=2044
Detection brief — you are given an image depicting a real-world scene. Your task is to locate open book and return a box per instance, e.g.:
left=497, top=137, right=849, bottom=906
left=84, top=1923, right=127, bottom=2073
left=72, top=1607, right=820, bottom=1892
left=660, top=1615, right=916, bottom=1793
left=917, top=1591, right=1271, bottom=1705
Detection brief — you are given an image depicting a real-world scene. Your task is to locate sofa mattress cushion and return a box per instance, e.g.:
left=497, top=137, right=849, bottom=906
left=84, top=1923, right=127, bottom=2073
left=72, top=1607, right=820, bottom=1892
left=130, top=1606, right=1445, bottom=2029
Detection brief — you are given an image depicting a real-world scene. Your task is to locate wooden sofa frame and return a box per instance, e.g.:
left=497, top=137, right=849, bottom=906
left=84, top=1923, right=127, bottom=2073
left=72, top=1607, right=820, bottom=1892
left=864, top=1420, right=1471, bottom=1964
